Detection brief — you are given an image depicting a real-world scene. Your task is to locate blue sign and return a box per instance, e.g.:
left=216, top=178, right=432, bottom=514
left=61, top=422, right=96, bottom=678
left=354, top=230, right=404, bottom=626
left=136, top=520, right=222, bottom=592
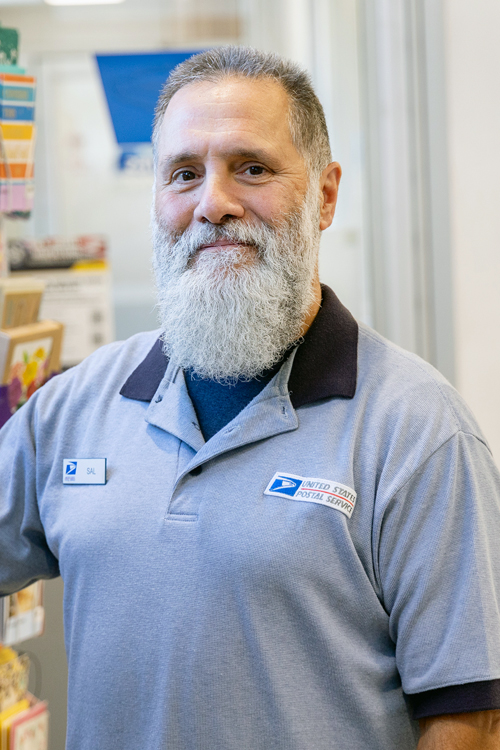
left=95, top=50, right=200, bottom=144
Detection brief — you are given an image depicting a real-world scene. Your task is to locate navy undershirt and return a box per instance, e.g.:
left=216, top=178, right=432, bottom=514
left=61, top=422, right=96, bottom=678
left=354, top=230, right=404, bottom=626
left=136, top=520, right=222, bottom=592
left=185, top=360, right=284, bottom=441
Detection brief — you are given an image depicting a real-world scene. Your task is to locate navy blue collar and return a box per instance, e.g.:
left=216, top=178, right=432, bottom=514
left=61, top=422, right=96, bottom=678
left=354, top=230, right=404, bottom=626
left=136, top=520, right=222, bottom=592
left=120, top=284, right=358, bottom=408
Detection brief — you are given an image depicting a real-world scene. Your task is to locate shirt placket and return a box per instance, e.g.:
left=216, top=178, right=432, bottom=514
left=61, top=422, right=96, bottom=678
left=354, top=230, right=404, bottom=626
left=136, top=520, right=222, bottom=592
left=144, top=353, right=300, bottom=522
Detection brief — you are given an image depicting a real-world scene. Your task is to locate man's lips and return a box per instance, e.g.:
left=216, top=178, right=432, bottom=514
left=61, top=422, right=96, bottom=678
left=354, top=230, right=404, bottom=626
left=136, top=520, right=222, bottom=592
left=198, top=240, right=254, bottom=251
left=189, top=240, right=259, bottom=268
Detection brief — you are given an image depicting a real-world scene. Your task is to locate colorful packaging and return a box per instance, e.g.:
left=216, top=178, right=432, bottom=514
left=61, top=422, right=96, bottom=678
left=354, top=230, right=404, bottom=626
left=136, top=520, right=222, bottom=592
left=0, top=650, right=29, bottom=714
left=0, top=74, right=36, bottom=214
left=5, top=695, right=48, bottom=750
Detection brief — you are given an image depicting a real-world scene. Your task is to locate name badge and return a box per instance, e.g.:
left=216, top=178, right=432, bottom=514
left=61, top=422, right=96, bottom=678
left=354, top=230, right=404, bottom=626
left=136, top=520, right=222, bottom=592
left=63, top=458, right=107, bottom=485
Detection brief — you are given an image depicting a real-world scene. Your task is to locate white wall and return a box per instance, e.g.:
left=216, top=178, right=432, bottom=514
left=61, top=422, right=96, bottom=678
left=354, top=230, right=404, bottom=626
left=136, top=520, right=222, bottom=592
left=443, top=0, right=500, bottom=458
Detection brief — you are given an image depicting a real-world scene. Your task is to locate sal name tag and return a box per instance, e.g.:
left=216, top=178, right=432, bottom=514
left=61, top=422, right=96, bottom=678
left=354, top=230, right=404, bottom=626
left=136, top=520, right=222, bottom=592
left=63, top=458, right=107, bottom=485
left=265, top=472, right=357, bottom=519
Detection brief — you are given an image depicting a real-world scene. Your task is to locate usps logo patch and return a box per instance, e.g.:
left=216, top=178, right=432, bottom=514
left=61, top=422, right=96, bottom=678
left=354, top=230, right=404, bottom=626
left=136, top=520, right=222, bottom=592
left=65, top=461, right=77, bottom=476
left=265, top=472, right=357, bottom=519
left=268, top=475, right=302, bottom=496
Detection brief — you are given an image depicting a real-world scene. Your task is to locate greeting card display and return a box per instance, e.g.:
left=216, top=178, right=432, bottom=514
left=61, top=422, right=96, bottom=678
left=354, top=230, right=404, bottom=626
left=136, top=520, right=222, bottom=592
left=0, top=320, right=63, bottom=411
left=8, top=696, right=48, bottom=750
left=0, top=649, right=29, bottom=713
left=0, top=691, right=47, bottom=750
left=0, top=583, right=44, bottom=647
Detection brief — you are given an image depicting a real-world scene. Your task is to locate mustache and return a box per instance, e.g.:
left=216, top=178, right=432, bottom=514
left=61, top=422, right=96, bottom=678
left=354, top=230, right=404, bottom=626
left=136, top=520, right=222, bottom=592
left=152, top=214, right=284, bottom=263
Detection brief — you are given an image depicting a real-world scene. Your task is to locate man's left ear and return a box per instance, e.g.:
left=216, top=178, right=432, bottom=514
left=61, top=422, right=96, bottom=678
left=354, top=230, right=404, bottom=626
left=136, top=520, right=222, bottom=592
left=319, top=162, right=342, bottom=231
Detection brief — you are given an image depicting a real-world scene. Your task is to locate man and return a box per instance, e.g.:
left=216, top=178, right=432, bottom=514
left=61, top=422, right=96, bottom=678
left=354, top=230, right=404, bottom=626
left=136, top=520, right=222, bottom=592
left=1, top=46, right=500, bottom=749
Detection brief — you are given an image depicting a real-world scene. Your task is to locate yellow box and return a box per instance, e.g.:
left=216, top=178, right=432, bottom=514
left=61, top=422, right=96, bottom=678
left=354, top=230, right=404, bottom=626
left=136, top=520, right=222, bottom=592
left=0, top=123, right=34, bottom=141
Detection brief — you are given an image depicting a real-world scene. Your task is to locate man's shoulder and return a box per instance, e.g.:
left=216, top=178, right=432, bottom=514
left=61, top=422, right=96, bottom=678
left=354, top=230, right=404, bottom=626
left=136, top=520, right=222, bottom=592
left=79, top=329, right=160, bottom=373
left=356, top=322, right=486, bottom=445
left=34, top=329, right=161, bottom=415
left=64, top=328, right=160, bottom=384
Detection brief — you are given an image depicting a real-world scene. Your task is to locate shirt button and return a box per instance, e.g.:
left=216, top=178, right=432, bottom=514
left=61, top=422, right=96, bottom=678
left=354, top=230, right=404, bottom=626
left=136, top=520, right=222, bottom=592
left=190, top=466, right=203, bottom=476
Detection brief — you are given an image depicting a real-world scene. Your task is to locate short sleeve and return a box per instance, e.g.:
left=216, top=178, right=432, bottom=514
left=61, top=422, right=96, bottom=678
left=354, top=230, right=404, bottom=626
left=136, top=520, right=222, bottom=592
left=377, top=430, right=500, bottom=695
left=0, top=396, right=60, bottom=596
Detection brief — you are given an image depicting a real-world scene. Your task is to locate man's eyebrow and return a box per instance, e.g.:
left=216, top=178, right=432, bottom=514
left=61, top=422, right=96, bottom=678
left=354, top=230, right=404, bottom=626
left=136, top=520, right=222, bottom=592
left=159, top=148, right=281, bottom=173
left=218, top=148, right=280, bottom=166
left=160, top=152, right=200, bottom=171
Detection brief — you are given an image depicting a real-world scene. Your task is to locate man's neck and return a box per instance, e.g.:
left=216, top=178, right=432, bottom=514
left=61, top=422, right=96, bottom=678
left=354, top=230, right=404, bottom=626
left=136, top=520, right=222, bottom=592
left=299, top=277, right=322, bottom=336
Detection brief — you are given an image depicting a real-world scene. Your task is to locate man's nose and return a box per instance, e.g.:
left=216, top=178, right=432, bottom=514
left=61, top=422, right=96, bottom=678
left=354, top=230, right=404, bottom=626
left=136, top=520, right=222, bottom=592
left=193, top=174, right=245, bottom=224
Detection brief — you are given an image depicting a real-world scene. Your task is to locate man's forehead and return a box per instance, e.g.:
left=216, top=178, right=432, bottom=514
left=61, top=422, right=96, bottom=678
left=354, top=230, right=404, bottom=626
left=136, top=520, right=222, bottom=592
left=157, top=78, right=294, bottom=154
left=165, top=76, right=290, bottom=117
left=154, top=78, right=295, bottom=169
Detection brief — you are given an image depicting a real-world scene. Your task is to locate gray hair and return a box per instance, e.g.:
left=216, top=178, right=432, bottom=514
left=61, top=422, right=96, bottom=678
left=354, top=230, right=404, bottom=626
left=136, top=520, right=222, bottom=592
left=152, top=45, right=332, bottom=177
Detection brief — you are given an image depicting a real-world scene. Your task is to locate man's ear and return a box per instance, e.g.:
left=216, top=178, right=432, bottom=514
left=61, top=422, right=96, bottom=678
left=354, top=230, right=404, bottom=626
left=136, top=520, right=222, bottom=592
left=319, top=162, right=342, bottom=231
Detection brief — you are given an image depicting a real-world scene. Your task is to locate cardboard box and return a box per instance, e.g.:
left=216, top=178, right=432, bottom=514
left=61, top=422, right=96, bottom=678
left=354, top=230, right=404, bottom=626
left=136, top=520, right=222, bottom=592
left=0, top=277, right=45, bottom=328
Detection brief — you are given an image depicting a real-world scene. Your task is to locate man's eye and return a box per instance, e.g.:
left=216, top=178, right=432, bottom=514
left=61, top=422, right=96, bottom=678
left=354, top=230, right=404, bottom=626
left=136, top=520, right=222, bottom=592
left=174, top=170, right=197, bottom=182
left=246, top=165, right=266, bottom=176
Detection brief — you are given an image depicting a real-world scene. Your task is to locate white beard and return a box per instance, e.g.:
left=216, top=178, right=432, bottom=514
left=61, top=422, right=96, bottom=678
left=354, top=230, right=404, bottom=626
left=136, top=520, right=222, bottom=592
left=151, top=185, right=321, bottom=382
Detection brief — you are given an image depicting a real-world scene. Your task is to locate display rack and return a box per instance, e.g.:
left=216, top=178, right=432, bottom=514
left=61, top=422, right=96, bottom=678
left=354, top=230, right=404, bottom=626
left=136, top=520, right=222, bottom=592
left=0, top=24, right=50, bottom=750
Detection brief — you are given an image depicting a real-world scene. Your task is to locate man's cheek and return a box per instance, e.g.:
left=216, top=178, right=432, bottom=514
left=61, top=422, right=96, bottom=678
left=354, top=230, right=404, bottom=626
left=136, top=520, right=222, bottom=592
left=155, top=192, right=197, bottom=231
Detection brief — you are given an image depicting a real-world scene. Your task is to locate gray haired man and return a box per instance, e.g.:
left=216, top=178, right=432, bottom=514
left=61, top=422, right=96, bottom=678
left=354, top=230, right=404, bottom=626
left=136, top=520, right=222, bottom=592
left=1, top=46, right=500, bottom=750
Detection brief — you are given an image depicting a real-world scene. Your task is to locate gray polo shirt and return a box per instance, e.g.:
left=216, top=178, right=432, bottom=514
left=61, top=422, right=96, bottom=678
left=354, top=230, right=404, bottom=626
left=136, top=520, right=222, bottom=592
left=1, top=286, right=500, bottom=750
